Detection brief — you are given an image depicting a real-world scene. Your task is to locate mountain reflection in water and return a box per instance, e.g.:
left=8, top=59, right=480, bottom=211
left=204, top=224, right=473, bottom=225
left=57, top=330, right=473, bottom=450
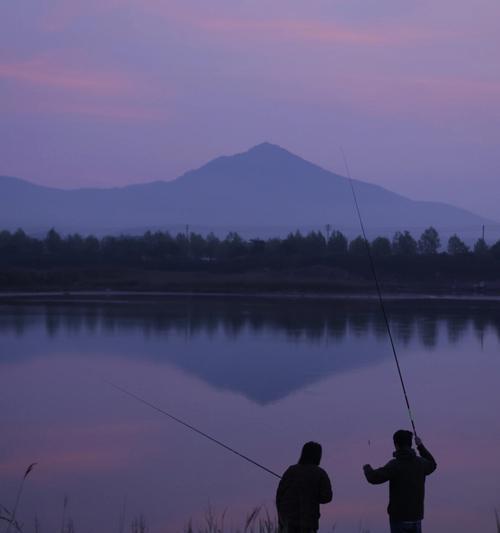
left=1, top=297, right=499, bottom=404
left=1, top=296, right=500, bottom=533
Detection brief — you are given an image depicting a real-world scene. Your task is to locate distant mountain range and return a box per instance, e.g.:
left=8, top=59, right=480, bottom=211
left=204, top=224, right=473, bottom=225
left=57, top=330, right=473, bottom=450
left=0, top=142, right=494, bottom=238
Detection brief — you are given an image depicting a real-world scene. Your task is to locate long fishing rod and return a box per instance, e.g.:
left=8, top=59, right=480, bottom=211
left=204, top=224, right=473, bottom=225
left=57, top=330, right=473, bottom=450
left=105, top=380, right=281, bottom=479
left=340, top=149, right=417, bottom=436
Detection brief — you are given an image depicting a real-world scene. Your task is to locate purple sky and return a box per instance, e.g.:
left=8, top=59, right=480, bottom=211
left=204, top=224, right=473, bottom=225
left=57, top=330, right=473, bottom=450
left=1, top=0, right=499, bottom=220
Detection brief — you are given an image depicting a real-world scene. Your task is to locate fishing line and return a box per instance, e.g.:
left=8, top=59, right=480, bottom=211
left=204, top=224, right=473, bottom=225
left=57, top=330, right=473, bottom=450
left=105, top=380, right=281, bottom=479
left=340, top=148, right=417, bottom=436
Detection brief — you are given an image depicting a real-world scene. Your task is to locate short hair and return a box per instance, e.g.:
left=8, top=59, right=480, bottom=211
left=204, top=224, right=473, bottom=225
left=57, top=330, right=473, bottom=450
left=298, top=441, right=322, bottom=466
left=393, top=430, right=413, bottom=448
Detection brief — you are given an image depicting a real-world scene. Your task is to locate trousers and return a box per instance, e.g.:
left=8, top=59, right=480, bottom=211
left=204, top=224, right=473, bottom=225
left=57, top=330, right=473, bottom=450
left=390, top=520, right=422, bottom=533
left=278, top=514, right=317, bottom=533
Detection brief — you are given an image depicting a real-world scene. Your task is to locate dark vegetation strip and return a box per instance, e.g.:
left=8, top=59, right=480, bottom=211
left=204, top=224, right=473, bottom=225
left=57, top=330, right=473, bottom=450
left=0, top=227, right=499, bottom=291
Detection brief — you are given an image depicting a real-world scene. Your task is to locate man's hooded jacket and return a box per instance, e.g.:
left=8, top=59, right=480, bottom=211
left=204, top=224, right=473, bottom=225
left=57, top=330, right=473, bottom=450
left=364, top=443, right=437, bottom=521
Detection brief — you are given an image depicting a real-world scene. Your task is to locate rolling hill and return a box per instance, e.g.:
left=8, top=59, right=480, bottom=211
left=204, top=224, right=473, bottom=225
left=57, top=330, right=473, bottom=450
left=0, top=142, right=493, bottom=238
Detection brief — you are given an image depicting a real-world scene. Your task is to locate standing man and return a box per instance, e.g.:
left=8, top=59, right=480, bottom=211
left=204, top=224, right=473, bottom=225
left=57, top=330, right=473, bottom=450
left=363, top=430, right=437, bottom=533
left=276, top=441, right=333, bottom=533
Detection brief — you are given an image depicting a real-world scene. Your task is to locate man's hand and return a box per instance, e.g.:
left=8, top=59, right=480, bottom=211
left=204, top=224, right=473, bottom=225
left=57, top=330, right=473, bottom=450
left=363, top=464, right=372, bottom=473
left=415, top=436, right=423, bottom=448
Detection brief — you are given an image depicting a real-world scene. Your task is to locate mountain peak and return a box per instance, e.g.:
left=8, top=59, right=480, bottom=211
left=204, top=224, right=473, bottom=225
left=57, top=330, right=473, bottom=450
left=245, top=141, right=293, bottom=157
left=194, top=141, right=307, bottom=178
left=249, top=141, right=282, bottom=150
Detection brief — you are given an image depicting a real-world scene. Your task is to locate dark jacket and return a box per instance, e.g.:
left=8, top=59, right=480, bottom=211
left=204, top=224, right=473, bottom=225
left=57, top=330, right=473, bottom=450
left=276, top=464, right=333, bottom=531
left=364, top=444, right=437, bottom=521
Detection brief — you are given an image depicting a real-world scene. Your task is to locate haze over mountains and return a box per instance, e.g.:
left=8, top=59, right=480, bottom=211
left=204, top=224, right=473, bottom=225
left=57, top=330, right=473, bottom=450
left=0, top=142, right=494, bottom=239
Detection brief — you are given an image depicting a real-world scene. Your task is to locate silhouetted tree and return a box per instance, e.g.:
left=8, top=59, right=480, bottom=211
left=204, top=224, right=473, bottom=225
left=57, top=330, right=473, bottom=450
left=490, top=240, right=500, bottom=259
left=447, top=234, right=469, bottom=255
left=282, top=231, right=303, bottom=256
left=327, top=231, right=348, bottom=255
left=349, top=236, right=366, bottom=256
left=205, top=232, right=220, bottom=260
left=473, top=238, right=489, bottom=255
left=175, top=233, right=190, bottom=256
left=1, top=227, right=500, bottom=285
left=371, top=237, right=392, bottom=258
left=2, top=229, right=39, bottom=266
left=266, top=237, right=282, bottom=263
left=392, top=231, right=417, bottom=256
left=0, top=229, right=12, bottom=246
left=45, top=228, right=63, bottom=255
left=82, top=235, right=99, bottom=261
left=303, top=231, right=326, bottom=257
left=62, top=233, right=85, bottom=265
left=418, top=227, right=441, bottom=254
left=189, top=232, right=207, bottom=258
left=221, top=232, right=246, bottom=259
left=249, top=239, right=266, bottom=256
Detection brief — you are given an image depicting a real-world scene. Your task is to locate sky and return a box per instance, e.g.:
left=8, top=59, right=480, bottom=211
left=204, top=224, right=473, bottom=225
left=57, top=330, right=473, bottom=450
left=1, top=0, right=499, bottom=220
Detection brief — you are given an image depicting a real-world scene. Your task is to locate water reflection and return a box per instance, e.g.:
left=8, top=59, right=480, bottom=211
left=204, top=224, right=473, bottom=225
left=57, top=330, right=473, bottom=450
left=1, top=296, right=500, bottom=533
left=1, top=297, right=500, bottom=405
left=2, top=297, right=500, bottom=342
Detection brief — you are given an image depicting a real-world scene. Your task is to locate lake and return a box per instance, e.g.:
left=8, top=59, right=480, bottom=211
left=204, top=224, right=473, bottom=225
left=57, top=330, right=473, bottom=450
left=1, top=295, right=499, bottom=532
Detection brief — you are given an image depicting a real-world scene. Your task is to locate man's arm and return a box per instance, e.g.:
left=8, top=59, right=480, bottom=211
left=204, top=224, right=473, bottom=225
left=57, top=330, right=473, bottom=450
left=318, top=469, right=333, bottom=504
left=363, top=461, right=394, bottom=484
left=415, top=437, right=437, bottom=475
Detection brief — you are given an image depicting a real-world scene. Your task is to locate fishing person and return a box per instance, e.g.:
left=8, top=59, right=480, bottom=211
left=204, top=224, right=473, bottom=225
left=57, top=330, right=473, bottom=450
left=276, top=441, right=333, bottom=533
left=363, top=430, right=437, bottom=533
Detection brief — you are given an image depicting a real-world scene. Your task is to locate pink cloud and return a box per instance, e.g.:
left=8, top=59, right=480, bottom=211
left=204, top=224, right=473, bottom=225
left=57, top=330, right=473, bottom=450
left=106, top=2, right=437, bottom=47
left=3, top=97, right=167, bottom=121
left=0, top=56, right=132, bottom=93
left=54, top=102, right=165, bottom=121
left=196, top=18, right=417, bottom=46
left=0, top=54, right=171, bottom=121
left=40, top=0, right=125, bottom=32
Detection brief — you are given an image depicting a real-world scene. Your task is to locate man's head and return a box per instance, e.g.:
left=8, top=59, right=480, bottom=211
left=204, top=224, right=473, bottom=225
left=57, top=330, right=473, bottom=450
left=393, top=429, right=413, bottom=450
left=298, top=441, right=322, bottom=466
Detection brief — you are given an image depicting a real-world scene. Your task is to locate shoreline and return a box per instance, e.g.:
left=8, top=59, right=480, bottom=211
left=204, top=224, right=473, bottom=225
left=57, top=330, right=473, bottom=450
left=1, top=267, right=499, bottom=301
left=1, top=289, right=500, bottom=304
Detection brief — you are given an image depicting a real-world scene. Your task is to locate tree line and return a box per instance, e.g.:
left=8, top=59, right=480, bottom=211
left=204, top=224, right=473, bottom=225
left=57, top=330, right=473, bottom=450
left=0, top=226, right=499, bottom=280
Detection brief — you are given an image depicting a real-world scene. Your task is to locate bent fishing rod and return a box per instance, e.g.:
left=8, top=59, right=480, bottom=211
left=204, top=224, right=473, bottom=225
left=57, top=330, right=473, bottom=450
left=340, top=149, right=417, bottom=436
left=105, top=380, right=281, bottom=479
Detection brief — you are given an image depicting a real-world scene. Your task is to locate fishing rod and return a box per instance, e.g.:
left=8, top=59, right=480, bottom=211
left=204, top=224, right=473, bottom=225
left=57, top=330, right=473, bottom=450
left=340, top=149, right=417, bottom=436
left=105, top=380, right=281, bottom=479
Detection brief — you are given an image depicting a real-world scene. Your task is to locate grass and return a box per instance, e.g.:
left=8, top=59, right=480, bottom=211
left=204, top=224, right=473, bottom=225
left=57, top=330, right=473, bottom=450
left=184, top=506, right=277, bottom=533
left=0, top=503, right=316, bottom=533
left=0, top=504, right=22, bottom=532
left=3, top=501, right=500, bottom=532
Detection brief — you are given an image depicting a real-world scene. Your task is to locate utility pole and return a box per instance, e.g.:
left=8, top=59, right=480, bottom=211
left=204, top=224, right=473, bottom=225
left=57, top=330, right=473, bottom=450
left=482, top=224, right=485, bottom=241
left=325, top=223, right=331, bottom=242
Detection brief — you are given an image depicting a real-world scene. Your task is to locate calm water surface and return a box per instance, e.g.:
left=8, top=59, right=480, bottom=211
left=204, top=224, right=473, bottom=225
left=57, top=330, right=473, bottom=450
left=1, top=296, right=499, bottom=532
